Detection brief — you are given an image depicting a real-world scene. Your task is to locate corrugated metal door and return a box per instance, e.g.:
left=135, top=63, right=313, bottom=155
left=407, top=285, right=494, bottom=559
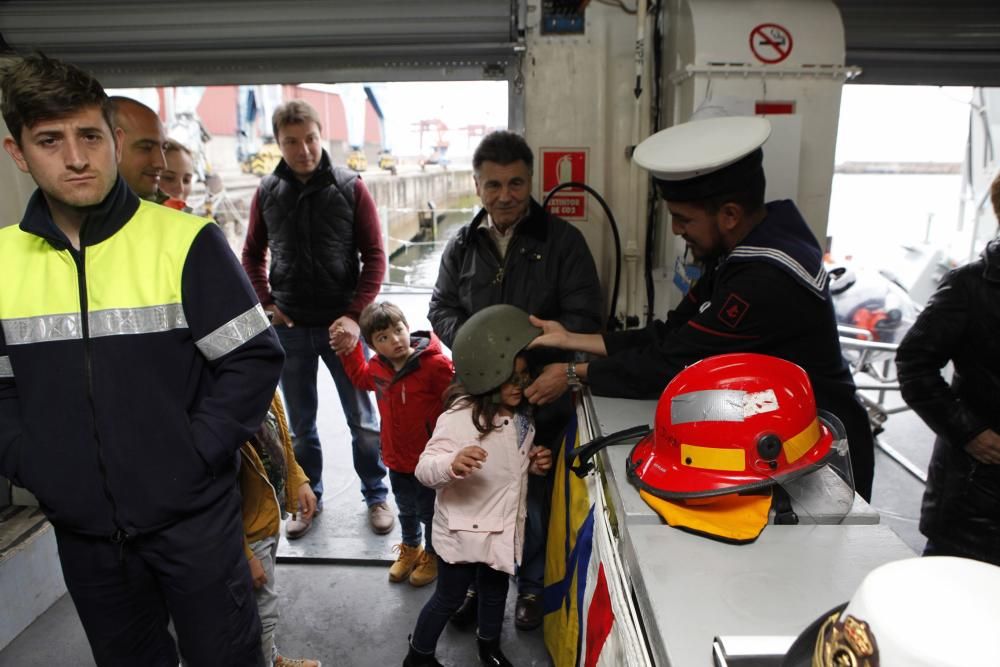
left=0, top=0, right=520, bottom=86
left=836, top=0, right=1000, bottom=85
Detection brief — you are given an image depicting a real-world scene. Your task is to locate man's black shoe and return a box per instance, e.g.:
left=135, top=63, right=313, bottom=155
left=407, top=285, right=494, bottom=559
left=449, top=589, right=478, bottom=629
left=514, top=592, right=542, bottom=631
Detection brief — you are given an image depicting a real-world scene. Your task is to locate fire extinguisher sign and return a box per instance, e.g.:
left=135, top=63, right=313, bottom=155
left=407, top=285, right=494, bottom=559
left=540, top=148, right=588, bottom=220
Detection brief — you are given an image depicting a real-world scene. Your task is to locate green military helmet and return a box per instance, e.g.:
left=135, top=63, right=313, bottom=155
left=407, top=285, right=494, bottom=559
left=452, top=304, right=541, bottom=395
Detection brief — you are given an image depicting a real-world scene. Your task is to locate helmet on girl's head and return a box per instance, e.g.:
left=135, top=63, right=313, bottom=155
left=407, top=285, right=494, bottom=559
left=451, top=305, right=541, bottom=395
left=627, top=353, right=840, bottom=499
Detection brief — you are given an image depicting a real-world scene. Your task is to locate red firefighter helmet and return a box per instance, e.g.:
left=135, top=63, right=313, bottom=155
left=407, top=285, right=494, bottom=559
left=627, top=353, right=840, bottom=499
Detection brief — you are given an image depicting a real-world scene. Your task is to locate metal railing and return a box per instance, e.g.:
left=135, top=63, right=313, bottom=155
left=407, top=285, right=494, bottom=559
left=838, top=326, right=927, bottom=483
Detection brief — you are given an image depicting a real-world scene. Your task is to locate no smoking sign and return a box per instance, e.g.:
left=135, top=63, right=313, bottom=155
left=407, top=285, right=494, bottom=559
left=749, top=23, right=793, bottom=64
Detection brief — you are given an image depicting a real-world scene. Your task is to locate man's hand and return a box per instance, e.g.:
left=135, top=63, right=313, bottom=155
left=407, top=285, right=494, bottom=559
left=528, top=446, right=553, bottom=475
left=297, top=482, right=318, bottom=521
left=527, top=316, right=608, bottom=357
left=965, top=429, right=1000, bottom=465
left=329, top=316, right=360, bottom=353
left=524, top=363, right=569, bottom=406
left=248, top=555, right=268, bottom=589
left=267, top=306, right=294, bottom=328
left=526, top=316, right=571, bottom=350
left=451, top=445, right=488, bottom=476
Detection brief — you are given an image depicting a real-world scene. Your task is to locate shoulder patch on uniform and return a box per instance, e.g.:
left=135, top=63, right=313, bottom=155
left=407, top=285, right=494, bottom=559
left=718, top=293, right=750, bottom=328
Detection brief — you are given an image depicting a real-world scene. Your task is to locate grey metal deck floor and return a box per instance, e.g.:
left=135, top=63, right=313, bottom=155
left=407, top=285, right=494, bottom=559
left=0, top=562, right=551, bottom=666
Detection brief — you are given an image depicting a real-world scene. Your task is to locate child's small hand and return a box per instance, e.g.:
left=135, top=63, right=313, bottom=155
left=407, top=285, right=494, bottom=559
left=451, top=445, right=488, bottom=476
left=528, top=446, right=552, bottom=475
left=248, top=555, right=268, bottom=589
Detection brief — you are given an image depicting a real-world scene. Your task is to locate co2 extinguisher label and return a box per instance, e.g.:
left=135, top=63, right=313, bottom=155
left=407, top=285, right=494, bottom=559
left=541, top=148, right=588, bottom=220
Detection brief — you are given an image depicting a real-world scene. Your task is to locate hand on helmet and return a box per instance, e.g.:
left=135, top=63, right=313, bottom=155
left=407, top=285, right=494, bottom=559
left=451, top=445, right=488, bottom=476
left=526, top=316, right=570, bottom=350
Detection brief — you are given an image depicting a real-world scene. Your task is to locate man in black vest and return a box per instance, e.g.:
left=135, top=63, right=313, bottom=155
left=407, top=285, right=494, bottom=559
left=242, top=100, right=392, bottom=538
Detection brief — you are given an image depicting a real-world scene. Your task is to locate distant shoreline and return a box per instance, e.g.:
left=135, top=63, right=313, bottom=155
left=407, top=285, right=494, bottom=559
left=835, top=161, right=961, bottom=175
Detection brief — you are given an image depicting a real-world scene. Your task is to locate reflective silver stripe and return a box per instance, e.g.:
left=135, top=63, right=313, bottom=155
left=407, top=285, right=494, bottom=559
left=0, top=355, right=12, bottom=378
left=88, top=304, right=188, bottom=339
left=196, top=304, right=270, bottom=361
left=2, top=305, right=189, bottom=346
left=2, top=313, right=82, bottom=346
left=671, top=389, right=779, bottom=424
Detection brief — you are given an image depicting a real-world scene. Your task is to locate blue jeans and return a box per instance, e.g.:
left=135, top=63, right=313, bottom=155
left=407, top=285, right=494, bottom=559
left=275, top=325, right=387, bottom=506
left=389, top=470, right=435, bottom=553
left=519, top=469, right=553, bottom=594
left=410, top=559, right=510, bottom=653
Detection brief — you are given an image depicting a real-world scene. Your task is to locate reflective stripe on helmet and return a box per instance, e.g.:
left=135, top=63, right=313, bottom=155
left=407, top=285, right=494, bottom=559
left=783, top=417, right=822, bottom=463
left=680, top=443, right=745, bottom=471
left=671, top=388, right=778, bottom=424
left=678, top=416, right=821, bottom=472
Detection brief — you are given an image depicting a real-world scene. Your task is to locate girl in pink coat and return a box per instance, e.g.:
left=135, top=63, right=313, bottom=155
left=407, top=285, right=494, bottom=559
left=404, top=305, right=553, bottom=667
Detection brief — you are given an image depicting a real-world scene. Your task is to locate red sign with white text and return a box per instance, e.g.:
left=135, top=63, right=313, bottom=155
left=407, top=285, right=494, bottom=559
left=541, top=148, right=588, bottom=220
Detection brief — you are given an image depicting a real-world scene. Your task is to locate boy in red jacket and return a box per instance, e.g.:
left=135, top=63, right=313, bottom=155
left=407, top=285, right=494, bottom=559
left=334, top=302, right=454, bottom=586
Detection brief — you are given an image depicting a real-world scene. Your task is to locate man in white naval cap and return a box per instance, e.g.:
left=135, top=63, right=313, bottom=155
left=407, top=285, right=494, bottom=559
left=524, top=116, right=876, bottom=500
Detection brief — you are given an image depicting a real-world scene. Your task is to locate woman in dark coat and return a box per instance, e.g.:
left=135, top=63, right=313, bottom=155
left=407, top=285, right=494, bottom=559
left=896, top=174, right=1000, bottom=565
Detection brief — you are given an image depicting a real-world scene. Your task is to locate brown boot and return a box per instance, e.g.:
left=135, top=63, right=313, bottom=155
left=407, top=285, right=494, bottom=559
left=275, top=655, right=322, bottom=667
left=389, top=543, right=423, bottom=583
left=408, top=550, right=438, bottom=587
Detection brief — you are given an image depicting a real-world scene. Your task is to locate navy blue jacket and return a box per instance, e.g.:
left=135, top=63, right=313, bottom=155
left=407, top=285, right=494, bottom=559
left=588, top=200, right=875, bottom=499
left=0, top=178, right=284, bottom=537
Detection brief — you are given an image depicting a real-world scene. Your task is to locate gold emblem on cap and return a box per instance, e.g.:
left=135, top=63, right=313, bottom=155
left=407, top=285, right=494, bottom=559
left=813, top=613, right=879, bottom=667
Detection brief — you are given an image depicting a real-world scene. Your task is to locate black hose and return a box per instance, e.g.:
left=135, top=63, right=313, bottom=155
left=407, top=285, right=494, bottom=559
left=542, top=181, right=622, bottom=331
left=645, top=0, right=665, bottom=325
left=567, top=424, right=651, bottom=478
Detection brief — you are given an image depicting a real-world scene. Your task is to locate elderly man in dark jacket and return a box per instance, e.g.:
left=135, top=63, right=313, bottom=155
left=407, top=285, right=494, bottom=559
left=428, top=130, right=603, bottom=630
left=896, top=180, right=1000, bottom=565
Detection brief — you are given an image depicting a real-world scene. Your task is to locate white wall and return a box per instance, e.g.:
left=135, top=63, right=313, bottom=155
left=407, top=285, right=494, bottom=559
left=524, top=1, right=653, bottom=326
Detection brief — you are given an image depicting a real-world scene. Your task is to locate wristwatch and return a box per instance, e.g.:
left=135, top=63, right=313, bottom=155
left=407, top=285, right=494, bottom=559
left=566, top=361, right=583, bottom=391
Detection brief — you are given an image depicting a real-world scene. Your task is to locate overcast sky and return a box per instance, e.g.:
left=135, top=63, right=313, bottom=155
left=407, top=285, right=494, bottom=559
left=835, top=85, right=972, bottom=163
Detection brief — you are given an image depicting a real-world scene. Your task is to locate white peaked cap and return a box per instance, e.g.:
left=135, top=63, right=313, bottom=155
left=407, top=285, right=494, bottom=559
left=633, top=116, right=771, bottom=181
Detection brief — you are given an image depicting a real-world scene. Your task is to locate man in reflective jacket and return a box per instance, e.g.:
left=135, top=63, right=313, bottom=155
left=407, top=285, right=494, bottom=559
left=0, top=54, right=283, bottom=665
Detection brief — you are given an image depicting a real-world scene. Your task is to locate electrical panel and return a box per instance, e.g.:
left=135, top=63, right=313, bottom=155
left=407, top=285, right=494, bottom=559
left=541, top=0, right=586, bottom=35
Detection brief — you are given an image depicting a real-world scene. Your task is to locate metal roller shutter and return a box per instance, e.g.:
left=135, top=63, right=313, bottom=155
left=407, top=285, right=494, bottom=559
left=836, top=0, right=1000, bottom=86
left=0, top=0, right=520, bottom=86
